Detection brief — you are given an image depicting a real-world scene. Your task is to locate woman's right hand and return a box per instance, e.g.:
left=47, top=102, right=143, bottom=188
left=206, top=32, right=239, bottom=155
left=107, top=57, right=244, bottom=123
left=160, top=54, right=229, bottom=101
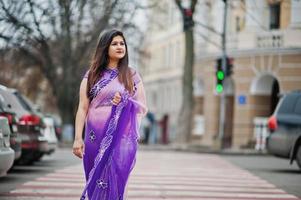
left=112, top=92, right=121, bottom=105
left=72, top=138, right=84, bottom=159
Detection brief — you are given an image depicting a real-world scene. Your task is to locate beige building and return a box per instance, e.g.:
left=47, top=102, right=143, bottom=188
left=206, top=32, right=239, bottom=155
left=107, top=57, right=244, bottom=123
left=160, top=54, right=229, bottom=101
left=140, top=0, right=185, bottom=141
left=141, top=0, right=301, bottom=148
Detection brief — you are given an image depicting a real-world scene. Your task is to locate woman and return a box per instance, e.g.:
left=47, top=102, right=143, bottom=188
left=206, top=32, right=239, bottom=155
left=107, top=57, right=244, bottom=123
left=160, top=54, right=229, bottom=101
left=72, top=29, right=147, bottom=200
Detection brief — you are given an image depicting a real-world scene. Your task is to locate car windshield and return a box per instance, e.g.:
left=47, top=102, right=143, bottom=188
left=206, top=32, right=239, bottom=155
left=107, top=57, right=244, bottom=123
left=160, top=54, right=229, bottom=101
left=12, top=91, right=34, bottom=113
left=277, top=94, right=299, bottom=114
left=0, top=88, right=29, bottom=118
left=294, top=96, right=301, bottom=115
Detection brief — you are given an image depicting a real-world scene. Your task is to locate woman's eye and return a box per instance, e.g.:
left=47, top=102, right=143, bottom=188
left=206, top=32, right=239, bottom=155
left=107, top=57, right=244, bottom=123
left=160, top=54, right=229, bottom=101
left=111, top=42, right=124, bottom=46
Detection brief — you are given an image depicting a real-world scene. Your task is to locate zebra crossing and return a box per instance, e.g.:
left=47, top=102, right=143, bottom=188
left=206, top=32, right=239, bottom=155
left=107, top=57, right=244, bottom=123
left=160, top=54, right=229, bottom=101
left=0, top=151, right=299, bottom=200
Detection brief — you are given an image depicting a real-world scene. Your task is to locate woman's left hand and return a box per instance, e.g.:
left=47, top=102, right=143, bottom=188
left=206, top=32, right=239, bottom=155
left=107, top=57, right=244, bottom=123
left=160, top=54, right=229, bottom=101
left=112, top=92, right=121, bottom=105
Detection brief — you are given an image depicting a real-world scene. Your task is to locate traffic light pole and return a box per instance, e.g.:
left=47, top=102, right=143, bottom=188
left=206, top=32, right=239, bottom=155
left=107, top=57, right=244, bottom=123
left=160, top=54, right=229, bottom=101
left=218, top=0, right=228, bottom=148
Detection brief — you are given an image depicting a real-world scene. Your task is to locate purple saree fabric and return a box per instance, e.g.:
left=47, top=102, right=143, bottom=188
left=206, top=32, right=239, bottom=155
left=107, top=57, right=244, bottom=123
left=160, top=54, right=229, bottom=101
left=81, top=68, right=141, bottom=200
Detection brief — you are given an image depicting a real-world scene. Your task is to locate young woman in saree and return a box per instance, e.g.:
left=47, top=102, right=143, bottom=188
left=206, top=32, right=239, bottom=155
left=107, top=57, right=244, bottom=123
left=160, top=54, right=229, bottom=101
left=72, top=29, right=147, bottom=200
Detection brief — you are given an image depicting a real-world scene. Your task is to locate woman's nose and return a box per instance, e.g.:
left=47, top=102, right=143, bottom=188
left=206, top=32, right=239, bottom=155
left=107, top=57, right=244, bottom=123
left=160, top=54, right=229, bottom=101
left=116, top=46, right=124, bottom=50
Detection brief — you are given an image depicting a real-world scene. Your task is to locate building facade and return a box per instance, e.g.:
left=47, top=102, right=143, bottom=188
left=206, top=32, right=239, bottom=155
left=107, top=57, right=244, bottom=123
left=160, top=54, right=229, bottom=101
left=141, top=0, right=301, bottom=148
left=140, top=0, right=185, bottom=141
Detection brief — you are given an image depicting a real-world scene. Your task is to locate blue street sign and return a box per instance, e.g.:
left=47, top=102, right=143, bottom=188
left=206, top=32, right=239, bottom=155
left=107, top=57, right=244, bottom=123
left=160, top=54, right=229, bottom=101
left=238, top=95, right=246, bottom=105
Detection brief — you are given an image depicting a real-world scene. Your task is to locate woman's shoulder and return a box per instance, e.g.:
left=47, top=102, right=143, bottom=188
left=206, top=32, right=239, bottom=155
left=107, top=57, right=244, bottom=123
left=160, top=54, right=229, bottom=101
left=83, top=69, right=90, bottom=79
left=128, top=67, right=137, bottom=74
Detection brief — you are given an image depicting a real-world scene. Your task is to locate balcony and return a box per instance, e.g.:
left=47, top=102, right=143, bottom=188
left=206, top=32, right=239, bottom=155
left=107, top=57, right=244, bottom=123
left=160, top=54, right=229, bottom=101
left=257, top=31, right=283, bottom=48
left=226, top=29, right=301, bottom=51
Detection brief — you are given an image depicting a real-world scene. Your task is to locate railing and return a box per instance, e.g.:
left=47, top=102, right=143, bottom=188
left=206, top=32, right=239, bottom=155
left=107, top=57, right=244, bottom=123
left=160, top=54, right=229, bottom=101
left=193, top=115, right=205, bottom=136
left=205, top=29, right=301, bottom=53
left=253, top=117, right=269, bottom=151
left=257, top=31, right=283, bottom=48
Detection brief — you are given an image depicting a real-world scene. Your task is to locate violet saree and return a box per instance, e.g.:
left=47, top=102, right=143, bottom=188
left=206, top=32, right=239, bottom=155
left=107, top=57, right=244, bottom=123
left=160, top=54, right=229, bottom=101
left=80, top=68, right=147, bottom=200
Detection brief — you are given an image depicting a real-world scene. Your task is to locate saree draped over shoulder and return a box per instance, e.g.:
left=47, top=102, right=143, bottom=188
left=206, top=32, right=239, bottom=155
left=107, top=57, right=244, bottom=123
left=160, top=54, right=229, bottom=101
left=81, top=68, right=147, bottom=200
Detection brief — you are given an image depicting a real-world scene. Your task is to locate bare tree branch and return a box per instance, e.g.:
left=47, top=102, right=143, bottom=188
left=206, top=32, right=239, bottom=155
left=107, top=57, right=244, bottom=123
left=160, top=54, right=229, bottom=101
left=0, top=0, right=149, bottom=124
left=26, top=0, right=46, bottom=41
left=195, top=21, right=222, bottom=36
left=191, top=0, right=198, bottom=13
left=174, top=0, right=182, bottom=10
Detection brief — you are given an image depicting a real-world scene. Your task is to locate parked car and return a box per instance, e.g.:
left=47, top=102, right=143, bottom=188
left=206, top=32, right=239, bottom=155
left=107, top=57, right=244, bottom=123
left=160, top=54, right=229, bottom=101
left=0, top=116, right=15, bottom=177
left=266, top=90, right=301, bottom=170
left=17, top=95, right=58, bottom=155
left=16, top=96, right=58, bottom=158
left=0, top=91, right=22, bottom=161
left=0, top=85, right=48, bottom=165
left=49, top=114, right=62, bottom=141
left=41, top=116, right=58, bottom=155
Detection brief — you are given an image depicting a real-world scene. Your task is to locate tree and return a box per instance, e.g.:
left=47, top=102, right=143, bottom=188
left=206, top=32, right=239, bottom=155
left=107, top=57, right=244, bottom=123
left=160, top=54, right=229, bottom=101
left=0, top=0, right=147, bottom=124
left=174, top=0, right=198, bottom=142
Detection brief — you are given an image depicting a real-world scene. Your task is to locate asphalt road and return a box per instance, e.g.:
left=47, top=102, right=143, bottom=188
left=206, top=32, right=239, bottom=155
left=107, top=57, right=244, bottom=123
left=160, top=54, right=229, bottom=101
left=222, top=154, right=301, bottom=198
left=0, top=147, right=81, bottom=195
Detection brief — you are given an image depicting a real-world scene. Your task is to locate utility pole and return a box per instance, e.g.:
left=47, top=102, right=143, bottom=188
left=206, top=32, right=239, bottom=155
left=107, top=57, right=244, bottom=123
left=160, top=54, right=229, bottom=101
left=218, top=0, right=228, bottom=148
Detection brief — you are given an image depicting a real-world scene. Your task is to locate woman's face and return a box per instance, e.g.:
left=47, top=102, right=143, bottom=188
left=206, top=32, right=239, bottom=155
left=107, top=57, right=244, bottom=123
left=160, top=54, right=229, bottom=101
left=108, top=35, right=126, bottom=61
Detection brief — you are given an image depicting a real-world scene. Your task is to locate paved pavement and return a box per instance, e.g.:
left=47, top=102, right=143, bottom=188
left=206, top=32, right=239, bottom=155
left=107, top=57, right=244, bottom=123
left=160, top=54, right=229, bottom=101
left=0, top=150, right=300, bottom=200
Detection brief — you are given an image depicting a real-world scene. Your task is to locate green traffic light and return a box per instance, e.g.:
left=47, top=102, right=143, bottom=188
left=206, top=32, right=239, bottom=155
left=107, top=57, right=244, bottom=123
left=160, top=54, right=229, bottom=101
left=216, top=84, right=223, bottom=93
left=217, top=71, right=224, bottom=80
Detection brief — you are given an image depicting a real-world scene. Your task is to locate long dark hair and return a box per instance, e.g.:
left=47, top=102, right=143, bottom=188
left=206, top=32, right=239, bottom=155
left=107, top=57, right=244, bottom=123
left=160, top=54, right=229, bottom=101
left=86, top=29, right=133, bottom=99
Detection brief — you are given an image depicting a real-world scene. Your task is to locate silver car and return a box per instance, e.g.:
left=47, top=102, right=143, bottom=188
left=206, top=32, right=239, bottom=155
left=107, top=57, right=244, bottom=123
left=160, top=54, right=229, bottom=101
left=0, top=116, right=15, bottom=177
left=267, top=90, right=301, bottom=170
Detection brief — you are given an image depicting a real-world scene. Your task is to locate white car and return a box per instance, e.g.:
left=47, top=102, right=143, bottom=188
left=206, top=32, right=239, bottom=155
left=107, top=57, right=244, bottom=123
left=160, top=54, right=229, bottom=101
left=42, top=116, right=58, bottom=155
left=0, top=116, right=14, bottom=177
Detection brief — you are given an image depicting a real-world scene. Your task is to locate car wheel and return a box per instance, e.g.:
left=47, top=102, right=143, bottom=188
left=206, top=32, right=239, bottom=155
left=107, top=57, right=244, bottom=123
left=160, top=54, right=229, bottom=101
left=33, top=152, right=44, bottom=161
left=16, top=156, right=34, bottom=165
left=296, top=146, right=301, bottom=170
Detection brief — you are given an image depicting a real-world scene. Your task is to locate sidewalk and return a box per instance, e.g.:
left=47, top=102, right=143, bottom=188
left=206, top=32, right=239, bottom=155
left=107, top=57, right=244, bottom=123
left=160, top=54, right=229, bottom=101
left=58, top=141, right=269, bottom=156
left=138, top=143, right=269, bottom=156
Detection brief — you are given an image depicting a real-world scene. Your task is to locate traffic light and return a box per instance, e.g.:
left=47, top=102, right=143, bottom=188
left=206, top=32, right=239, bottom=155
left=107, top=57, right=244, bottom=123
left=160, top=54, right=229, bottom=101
left=226, top=57, right=234, bottom=77
left=183, top=8, right=194, bottom=31
left=215, top=58, right=224, bottom=93
left=215, top=57, right=234, bottom=93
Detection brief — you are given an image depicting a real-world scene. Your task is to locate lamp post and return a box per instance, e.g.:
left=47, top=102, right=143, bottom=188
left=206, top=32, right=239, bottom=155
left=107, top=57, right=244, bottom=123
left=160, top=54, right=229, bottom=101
left=217, top=0, right=228, bottom=149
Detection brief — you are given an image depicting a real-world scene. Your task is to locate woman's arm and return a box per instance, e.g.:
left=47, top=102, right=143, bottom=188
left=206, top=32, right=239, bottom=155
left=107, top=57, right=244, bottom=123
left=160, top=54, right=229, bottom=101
left=134, top=81, right=148, bottom=117
left=73, top=78, right=90, bottom=159
left=134, top=81, right=148, bottom=126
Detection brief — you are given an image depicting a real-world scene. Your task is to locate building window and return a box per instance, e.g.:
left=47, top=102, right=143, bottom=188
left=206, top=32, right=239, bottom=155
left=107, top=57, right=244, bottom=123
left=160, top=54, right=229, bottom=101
left=175, top=41, right=180, bottom=67
left=236, top=16, right=241, bottom=32
left=164, top=46, right=169, bottom=68
left=152, top=91, right=157, bottom=110
left=169, top=43, right=174, bottom=68
left=269, top=3, right=280, bottom=30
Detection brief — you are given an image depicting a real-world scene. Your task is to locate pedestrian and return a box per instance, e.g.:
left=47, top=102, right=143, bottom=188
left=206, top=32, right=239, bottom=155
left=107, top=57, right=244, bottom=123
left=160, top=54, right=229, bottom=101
left=144, top=111, right=156, bottom=144
left=72, top=29, right=147, bottom=200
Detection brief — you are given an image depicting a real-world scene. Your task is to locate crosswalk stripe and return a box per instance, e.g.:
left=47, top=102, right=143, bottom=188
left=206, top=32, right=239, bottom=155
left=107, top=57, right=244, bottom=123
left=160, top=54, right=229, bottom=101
left=0, top=152, right=299, bottom=200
